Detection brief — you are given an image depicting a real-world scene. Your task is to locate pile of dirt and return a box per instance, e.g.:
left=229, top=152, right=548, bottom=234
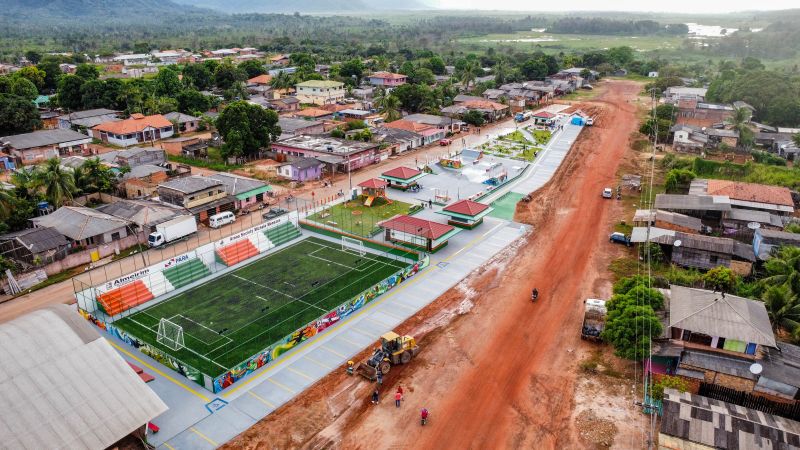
left=575, top=409, right=618, bottom=448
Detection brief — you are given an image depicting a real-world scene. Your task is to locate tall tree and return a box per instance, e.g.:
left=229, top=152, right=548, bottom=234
left=182, top=63, right=213, bottom=90
left=459, top=59, right=480, bottom=91
left=56, top=74, right=84, bottom=110
left=216, top=102, right=280, bottom=158
left=75, top=64, right=100, bottom=80
left=725, top=106, right=754, bottom=148
left=214, top=61, right=246, bottom=90
left=34, top=158, right=75, bottom=208
left=15, top=66, right=46, bottom=90
left=154, top=67, right=183, bottom=97
left=762, top=284, right=800, bottom=334
left=375, top=93, right=401, bottom=122
left=10, top=77, right=38, bottom=101
left=238, top=60, right=267, bottom=78
left=0, top=94, right=41, bottom=135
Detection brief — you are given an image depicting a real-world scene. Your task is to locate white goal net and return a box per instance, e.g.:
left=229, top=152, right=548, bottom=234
left=341, top=236, right=367, bottom=256
left=157, top=318, right=185, bottom=351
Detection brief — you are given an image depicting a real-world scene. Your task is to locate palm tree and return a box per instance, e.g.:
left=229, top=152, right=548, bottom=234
left=270, top=71, right=294, bottom=92
left=0, top=187, right=14, bottom=219
left=762, top=284, right=800, bottom=334
left=34, top=158, right=75, bottom=208
left=10, top=167, right=38, bottom=199
left=724, top=106, right=754, bottom=149
left=493, top=58, right=508, bottom=85
left=792, top=132, right=800, bottom=149
left=763, top=246, right=800, bottom=296
left=459, top=60, right=480, bottom=92
left=376, top=94, right=401, bottom=122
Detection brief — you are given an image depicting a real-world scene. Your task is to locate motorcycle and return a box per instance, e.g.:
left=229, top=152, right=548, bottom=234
left=531, top=289, right=539, bottom=302
left=421, top=409, right=429, bottom=426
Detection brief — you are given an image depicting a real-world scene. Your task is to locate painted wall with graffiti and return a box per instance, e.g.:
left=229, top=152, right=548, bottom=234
left=212, top=254, right=430, bottom=393
left=77, top=308, right=211, bottom=390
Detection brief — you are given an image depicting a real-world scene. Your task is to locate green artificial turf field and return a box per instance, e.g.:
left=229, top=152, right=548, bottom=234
left=113, top=237, right=407, bottom=376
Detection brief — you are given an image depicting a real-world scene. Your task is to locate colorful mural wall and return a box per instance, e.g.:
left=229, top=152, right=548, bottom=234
left=211, top=254, right=430, bottom=393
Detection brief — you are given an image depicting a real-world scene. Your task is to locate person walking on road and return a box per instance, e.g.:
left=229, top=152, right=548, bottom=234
left=395, top=390, right=403, bottom=407
left=397, top=385, right=404, bottom=396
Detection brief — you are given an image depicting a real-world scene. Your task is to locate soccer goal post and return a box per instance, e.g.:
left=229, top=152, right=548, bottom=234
left=157, top=318, right=185, bottom=351
left=341, top=236, right=367, bottom=256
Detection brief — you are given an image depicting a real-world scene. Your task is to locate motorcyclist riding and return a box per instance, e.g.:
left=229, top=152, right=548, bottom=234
left=421, top=408, right=429, bottom=425
left=532, top=288, right=539, bottom=301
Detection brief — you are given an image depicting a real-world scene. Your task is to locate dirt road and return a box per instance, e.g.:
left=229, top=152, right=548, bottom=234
left=222, top=80, right=645, bottom=449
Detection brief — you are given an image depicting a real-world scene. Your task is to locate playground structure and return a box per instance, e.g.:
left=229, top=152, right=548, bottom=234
left=357, top=178, right=391, bottom=207
left=439, top=148, right=484, bottom=170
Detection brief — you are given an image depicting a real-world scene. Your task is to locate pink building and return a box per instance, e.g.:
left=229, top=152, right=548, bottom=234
left=367, top=72, right=408, bottom=88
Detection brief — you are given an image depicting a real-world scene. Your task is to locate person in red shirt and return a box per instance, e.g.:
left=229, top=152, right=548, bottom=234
left=395, top=390, right=403, bottom=407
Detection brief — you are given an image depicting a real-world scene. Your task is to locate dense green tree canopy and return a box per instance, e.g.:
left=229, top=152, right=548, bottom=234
left=0, top=94, right=41, bottom=135
left=216, top=101, right=280, bottom=158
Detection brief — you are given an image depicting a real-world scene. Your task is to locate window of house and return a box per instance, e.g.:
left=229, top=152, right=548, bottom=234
left=111, top=232, right=121, bottom=241
left=188, top=196, right=195, bottom=201
left=709, top=255, right=719, bottom=264
left=208, top=191, right=214, bottom=197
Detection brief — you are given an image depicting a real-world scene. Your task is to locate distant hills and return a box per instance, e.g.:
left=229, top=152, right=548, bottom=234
left=171, top=0, right=431, bottom=14
left=5, top=0, right=209, bottom=22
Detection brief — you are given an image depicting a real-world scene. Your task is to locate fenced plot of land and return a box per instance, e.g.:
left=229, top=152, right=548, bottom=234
left=306, top=198, right=415, bottom=237
left=113, top=237, right=408, bottom=376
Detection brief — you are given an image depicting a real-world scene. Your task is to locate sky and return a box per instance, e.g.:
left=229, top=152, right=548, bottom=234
left=430, top=0, right=798, bottom=13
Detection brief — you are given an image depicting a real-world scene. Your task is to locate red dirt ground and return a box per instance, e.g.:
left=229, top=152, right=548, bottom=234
left=221, top=80, right=645, bottom=450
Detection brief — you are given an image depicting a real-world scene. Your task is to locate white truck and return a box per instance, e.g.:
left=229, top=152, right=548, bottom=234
left=581, top=298, right=607, bottom=341
left=148, top=216, right=197, bottom=248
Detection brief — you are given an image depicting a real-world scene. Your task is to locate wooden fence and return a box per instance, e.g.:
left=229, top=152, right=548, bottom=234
left=698, top=382, right=800, bottom=421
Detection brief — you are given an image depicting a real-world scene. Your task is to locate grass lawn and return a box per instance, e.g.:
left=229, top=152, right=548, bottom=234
left=531, top=130, right=551, bottom=145
left=500, top=130, right=532, bottom=144
left=307, top=197, right=414, bottom=237
left=520, top=148, right=542, bottom=161
left=113, top=237, right=406, bottom=376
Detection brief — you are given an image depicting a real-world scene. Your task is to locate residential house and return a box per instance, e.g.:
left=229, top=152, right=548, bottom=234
left=654, top=193, right=732, bottom=222
left=706, top=128, right=740, bottom=148
left=670, top=124, right=708, bottom=153
left=208, top=173, right=271, bottom=210
left=96, top=200, right=185, bottom=233
left=659, top=389, right=800, bottom=450
left=267, top=97, right=300, bottom=112
left=269, top=54, right=290, bottom=66
left=632, top=228, right=755, bottom=274
left=277, top=158, right=324, bottom=182
left=675, top=99, right=734, bottom=128
left=689, top=179, right=795, bottom=217
left=31, top=206, right=132, bottom=247
left=163, top=112, right=200, bottom=134
left=58, top=109, right=121, bottom=133
left=150, top=50, right=184, bottom=65
left=92, top=114, right=174, bottom=147
left=664, top=86, right=707, bottom=103
left=39, top=111, right=60, bottom=129
left=404, top=114, right=464, bottom=134
left=271, top=135, right=382, bottom=173
left=160, top=136, right=207, bottom=157
left=0, top=227, right=69, bottom=266
left=0, top=129, right=92, bottom=165
left=442, top=99, right=510, bottom=122
left=352, top=86, right=375, bottom=102
left=97, top=146, right=166, bottom=168
left=278, top=117, right=326, bottom=139
left=292, top=108, right=334, bottom=121
left=632, top=209, right=706, bottom=234
left=556, top=67, right=598, bottom=81
left=112, top=54, right=151, bottom=66
left=753, top=228, right=800, bottom=261
left=373, top=128, right=424, bottom=155
left=383, top=120, right=445, bottom=145
left=119, top=165, right=170, bottom=198
left=295, top=80, right=346, bottom=106
left=366, top=72, right=407, bottom=88
left=157, top=176, right=235, bottom=223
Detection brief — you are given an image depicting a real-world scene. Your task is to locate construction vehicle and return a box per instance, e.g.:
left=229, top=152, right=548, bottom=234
left=581, top=299, right=607, bottom=341
left=356, top=331, right=420, bottom=380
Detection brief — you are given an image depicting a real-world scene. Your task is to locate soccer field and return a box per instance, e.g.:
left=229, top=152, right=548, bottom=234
left=113, top=237, right=408, bottom=377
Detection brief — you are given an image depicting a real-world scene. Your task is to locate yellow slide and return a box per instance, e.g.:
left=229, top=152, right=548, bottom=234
left=364, top=196, right=375, bottom=206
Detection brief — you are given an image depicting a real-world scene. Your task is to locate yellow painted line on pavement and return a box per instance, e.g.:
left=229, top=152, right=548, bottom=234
left=108, top=340, right=210, bottom=402
left=320, top=345, right=347, bottom=359
left=190, top=427, right=218, bottom=447
left=248, top=391, right=276, bottom=409
left=286, top=366, right=314, bottom=381
left=162, top=442, right=176, bottom=450
left=304, top=355, right=335, bottom=370
left=222, top=226, right=501, bottom=398
left=267, top=377, right=296, bottom=394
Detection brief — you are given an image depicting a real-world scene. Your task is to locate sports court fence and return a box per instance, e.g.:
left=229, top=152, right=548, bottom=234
left=294, top=196, right=424, bottom=239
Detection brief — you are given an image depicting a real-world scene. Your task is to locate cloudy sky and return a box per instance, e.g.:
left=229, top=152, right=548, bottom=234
left=431, top=0, right=797, bottom=13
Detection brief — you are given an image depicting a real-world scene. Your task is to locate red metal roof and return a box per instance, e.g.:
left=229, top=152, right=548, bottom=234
left=705, top=180, right=793, bottom=207
left=93, top=114, right=172, bottom=135
left=533, top=111, right=557, bottom=118
left=382, top=166, right=421, bottom=180
left=381, top=215, right=455, bottom=240
left=443, top=199, right=489, bottom=216
left=358, top=178, right=388, bottom=189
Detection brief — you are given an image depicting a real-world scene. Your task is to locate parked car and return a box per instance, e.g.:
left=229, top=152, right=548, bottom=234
left=263, top=207, right=288, bottom=220
left=609, top=232, right=631, bottom=247
left=439, top=138, right=452, bottom=146
left=602, top=187, right=613, bottom=198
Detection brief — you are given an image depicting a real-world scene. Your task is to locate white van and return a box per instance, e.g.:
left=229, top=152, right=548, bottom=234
left=209, top=211, right=236, bottom=229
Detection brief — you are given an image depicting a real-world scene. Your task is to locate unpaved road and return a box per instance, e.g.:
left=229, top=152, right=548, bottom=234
left=223, top=79, right=644, bottom=449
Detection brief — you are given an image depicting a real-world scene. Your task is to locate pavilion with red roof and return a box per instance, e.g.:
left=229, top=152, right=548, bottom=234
left=380, top=215, right=458, bottom=252
left=379, top=166, right=426, bottom=190
left=357, top=178, right=390, bottom=207
left=532, top=110, right=557, bottom=126
left=438, top=199, right=493, bottom=229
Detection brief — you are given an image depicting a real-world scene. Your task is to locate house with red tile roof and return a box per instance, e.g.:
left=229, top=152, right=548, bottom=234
left=379, top=166, right=426, bottom=190
left=690, top=179, right=795, bottom=216
left=438, top=199, right=493, bottom=228
left=380, top=215, right=458, bottom=252
left=532, top=110, right=557, bottom=125
left=382, top=120, right=445, bottom=145
left=247, top=74, right=272, bottom=85
left=441, top=98, right=510, bottom=122
left=92, top=114, right=174, bottom=147
left=367, top=72, right=408, bottom=88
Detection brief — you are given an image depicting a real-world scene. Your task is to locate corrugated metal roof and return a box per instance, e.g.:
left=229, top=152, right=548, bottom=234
left=31, top=207, right=131, bottom=241
left=668, top=285, right=776, bottom=347
left=158, top=176, right=222, bottom=194
left=0, top=129, right=92, bottom=150
left=654, top=194, right=731, bottom=211
left=0, top=305, right=168, bottom=449
left=0, top=227, right=68, bottom=253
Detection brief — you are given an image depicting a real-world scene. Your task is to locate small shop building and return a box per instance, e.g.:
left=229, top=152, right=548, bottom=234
left=438, top=199, right=493, bottom=229
left=379, top=166, right=426, bottom=190
left=380, top=215, right=458, bottom=252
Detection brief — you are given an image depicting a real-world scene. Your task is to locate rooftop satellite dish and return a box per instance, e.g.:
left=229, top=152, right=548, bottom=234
left=747, top=222, right=761, bottom=230
left=750, top=363, right=763, bottom=375
left=674, top=240, right=682, bottom=247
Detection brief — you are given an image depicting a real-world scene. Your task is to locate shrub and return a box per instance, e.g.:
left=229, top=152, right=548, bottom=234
left=652, top=375, right=689, bottom=400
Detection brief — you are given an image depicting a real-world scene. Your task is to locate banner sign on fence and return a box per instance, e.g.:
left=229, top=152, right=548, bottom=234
left=95, top=249, right=198, bottom=294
